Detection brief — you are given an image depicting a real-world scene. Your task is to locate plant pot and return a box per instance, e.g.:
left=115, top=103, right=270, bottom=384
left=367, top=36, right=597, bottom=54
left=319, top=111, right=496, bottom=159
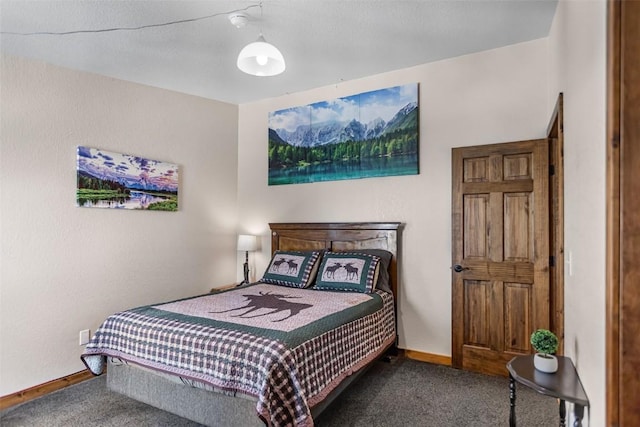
left=533, top=353, right=558, bottom=373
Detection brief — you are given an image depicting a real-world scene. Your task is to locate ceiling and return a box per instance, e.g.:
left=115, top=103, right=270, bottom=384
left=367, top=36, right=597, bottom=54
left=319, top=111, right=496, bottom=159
left=1, top=1, right=558, bottom=105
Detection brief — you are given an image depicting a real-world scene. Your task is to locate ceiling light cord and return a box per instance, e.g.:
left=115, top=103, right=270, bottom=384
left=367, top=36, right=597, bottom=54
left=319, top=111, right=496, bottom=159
left=259, top=1, right=264, bottom=34
left=1, top=4, right=260, bottom=36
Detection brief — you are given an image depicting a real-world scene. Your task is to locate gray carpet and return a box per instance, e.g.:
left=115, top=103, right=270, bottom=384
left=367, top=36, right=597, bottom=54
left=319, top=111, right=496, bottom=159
left=1, top=358, right=557, bottom=426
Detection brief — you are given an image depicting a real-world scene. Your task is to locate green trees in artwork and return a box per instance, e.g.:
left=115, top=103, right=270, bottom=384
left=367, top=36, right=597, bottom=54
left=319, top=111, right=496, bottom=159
left=77, top=173, right=129, bottom=193
left=268, top=128, right=418, bottom=169
left=76, top=172, right=131, bottom=202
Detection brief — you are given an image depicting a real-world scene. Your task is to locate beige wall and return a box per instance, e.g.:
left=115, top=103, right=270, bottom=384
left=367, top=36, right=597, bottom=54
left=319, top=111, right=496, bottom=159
left=237, top=39, right=550, bottom=355
left=548, top=1, right=607, bottom=425
left=0, top=55, right=239, bottom=395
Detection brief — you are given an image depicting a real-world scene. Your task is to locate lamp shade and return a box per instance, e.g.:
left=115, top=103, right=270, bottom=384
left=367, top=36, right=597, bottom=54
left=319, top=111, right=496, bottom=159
left=237, top=35, right=285, bottom=77
left=237, top=234, right=258, bottom=252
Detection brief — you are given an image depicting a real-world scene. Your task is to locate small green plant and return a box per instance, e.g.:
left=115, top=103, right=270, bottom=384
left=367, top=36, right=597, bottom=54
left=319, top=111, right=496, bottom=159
left=530, top=329, right=558, bottom=356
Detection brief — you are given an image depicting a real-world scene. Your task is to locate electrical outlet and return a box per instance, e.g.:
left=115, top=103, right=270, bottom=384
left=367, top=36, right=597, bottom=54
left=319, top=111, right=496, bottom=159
left=79, top=329, right=90, bottom=346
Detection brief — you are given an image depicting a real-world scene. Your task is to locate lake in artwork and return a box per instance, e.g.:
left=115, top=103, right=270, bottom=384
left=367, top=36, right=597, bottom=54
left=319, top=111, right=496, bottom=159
left=268, top=83, right=419, bottom=185
left=268, top=153, right=419, bottom=185
left=76, top=146, right=178, bottom=211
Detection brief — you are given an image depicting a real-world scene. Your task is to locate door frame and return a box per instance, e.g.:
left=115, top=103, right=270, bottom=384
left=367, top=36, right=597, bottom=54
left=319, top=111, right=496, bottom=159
left=547, top=93, right=565, bottom=356
left=606, top=1, right=640, bottom=425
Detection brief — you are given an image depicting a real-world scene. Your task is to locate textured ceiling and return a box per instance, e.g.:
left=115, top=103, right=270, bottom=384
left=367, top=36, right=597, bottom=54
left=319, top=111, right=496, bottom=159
left=1, top=1, right=558, bottom=104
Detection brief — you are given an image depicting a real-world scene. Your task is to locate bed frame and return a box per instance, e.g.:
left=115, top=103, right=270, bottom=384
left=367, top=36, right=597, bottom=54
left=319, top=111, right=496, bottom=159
left=107, top=222, right=403, bottom=426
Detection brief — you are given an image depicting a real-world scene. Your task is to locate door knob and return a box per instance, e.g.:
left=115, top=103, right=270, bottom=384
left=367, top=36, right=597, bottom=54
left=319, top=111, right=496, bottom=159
left=452, top=264, right=469, bottom=273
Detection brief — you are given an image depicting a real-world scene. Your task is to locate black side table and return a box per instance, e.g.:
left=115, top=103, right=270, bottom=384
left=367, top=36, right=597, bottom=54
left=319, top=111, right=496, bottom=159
left=507, top=355, right=589, bottom=427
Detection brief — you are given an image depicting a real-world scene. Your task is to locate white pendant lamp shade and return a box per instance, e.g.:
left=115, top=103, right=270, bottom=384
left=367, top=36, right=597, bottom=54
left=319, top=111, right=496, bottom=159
left=237, top=35, right=285, bottom=77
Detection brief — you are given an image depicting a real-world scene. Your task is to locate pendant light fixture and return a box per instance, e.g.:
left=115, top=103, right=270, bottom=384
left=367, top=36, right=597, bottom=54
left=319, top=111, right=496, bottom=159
left=236, top=2, right=285, bottom=77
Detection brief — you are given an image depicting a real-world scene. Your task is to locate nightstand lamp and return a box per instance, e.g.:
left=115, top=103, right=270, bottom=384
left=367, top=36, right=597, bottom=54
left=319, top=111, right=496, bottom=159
left=237, top=234, right=258, bottom=286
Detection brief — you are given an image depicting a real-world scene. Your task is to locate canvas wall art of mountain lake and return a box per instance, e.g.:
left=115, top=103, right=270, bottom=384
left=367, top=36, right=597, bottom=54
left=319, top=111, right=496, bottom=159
left=268, top=83, right=419, bottom=185
left=76, top=146, right=178, bottom=211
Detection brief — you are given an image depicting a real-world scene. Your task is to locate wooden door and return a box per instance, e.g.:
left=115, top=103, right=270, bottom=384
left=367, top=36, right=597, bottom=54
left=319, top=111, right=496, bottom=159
left=452, top=139, right=550, bottom=376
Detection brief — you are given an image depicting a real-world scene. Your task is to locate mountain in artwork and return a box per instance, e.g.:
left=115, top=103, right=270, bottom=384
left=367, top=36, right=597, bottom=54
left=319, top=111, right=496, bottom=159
left=271, top=101, right=418, bottom=147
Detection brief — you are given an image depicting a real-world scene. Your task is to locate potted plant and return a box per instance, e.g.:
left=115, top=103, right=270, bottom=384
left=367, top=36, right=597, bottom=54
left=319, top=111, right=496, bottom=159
left=530, top=329, right=559, bottom=373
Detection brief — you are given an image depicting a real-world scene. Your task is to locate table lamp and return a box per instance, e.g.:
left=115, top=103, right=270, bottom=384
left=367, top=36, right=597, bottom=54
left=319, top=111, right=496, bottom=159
left=237, top=234, right=258, bottom=285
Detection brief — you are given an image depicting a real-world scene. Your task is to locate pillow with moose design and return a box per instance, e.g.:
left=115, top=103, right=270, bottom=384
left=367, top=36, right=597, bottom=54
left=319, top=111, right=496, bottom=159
left=260, top=250, right=322, bottom=288
left=314, top=252, right=381, bottom=293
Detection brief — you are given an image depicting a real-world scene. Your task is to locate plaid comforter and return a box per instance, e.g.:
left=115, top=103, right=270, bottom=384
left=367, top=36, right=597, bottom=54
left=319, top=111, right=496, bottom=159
left=82, top=283, right=396, bottom=427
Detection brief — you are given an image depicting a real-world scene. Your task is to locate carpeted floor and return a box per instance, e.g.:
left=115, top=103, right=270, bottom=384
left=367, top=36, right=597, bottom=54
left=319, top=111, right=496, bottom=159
left=0, top=358, right=558, bottom=426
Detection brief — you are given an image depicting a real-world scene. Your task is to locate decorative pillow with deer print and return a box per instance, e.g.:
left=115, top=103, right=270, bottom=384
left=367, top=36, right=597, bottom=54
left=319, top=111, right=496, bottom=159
left=314, top=252, right=381, bottom=293
left=261, top=250, right=322, bottom=288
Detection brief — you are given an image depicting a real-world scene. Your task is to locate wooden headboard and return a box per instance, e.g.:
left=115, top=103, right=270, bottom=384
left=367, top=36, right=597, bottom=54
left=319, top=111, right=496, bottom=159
left=269, top=222, right=403, bottom=300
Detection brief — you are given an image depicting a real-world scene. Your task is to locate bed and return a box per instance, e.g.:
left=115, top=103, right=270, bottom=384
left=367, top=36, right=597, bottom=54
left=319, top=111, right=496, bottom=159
left=82, top=222, right=403, bottom=426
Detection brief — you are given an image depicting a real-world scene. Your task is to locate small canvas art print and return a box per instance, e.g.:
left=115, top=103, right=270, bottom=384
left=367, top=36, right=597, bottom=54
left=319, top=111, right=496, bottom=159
left=76, top=146, right=178, bottom=211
